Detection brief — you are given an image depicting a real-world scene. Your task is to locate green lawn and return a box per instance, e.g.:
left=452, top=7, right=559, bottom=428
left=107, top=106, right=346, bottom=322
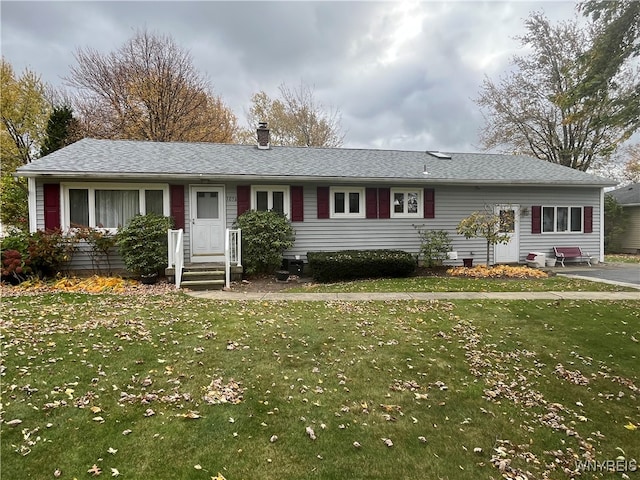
left=1, top=292, right=638, bottom=479
left=285, top=274, right=636, bottom=293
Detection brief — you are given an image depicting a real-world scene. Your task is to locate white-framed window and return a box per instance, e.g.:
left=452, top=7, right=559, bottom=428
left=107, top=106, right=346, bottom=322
left=391, top=188, right=422, bottom=218
left=62, top=183, right=170, bottom=232
left=330, top=187, right=365, bottom=218
left=251, top=185, right=290, bottom=217
left=542, top=206, right=583, bottom=233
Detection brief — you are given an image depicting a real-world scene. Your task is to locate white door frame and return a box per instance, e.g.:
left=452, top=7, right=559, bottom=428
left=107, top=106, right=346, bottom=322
left=494, top=204, right=520, bottom=264
left=189, top=185, right=226, bottom=263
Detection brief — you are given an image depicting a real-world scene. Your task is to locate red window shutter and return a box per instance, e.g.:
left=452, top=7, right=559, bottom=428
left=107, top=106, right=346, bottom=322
left=424, top=188, right=435, bottom=219
left=43, top=184, right=61, bottom=231
left=237, top=185, right=251, bottom=217
left=317, top=186, right=330, bottom=219
left=169, top=185, right=185, bottom=230
left=291, top=186, right=304, bottom=222
left=365, top=188, right=378, bottom=219
left=378, top=188, right=390, bottom=219
left=584, top=206, right=593, bottom=233
left=531, top=206, right=541, bottom=234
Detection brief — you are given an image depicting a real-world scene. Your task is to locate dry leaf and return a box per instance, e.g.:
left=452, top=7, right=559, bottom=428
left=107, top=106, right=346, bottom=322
left=624, top=422, right=637, bottom=431
left=382, top=437, right=393, bottom=447
left=111, top=468, right=120, bottom=477
left=107, top=447, right=118, bottom=455
left=305, top=426, right=316, bottom=440
left=5, top=419, right=22, bottom=427
left=88, top=464, right=102, bottom=476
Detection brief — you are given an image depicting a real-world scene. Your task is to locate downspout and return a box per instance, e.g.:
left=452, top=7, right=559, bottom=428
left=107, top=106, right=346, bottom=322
left=599, top=187, right=605, bottom=264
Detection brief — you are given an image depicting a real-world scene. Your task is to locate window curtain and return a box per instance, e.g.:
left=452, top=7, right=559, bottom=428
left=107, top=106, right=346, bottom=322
left=95, top=190, right=139, bottom=228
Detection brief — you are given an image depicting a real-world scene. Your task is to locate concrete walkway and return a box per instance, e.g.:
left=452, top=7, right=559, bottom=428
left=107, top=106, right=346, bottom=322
left=188, top=290, right=639, bottom=301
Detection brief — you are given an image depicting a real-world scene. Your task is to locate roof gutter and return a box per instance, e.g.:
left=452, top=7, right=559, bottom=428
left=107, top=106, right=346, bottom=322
left=14, top=171, right=617, bottom=187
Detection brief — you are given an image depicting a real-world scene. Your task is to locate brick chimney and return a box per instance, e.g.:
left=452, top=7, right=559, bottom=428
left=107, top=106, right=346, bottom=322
left=257, top=122, right=270, bottom=150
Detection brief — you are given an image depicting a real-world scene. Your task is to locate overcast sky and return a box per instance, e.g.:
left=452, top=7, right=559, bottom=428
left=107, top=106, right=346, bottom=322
left=2, top=0, right=583, bottom=152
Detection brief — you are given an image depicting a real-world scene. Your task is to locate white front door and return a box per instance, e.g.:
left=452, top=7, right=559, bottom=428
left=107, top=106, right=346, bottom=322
left=190, top=186, right=225, bottom=262
left=494, top=204, right=520, bottom=264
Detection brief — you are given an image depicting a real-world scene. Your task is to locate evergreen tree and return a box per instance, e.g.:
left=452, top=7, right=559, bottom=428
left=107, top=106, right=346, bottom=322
left=40, top=105, right=78, bottom=156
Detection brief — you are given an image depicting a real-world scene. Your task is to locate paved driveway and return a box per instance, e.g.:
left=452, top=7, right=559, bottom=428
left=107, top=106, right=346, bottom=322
left=556, top=262, right=640, bottom=288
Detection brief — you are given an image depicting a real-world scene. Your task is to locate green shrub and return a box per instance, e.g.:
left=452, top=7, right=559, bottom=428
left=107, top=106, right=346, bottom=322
left=307, top=250, right=416, bottom=282
left=233, top=210, right=295, bottom=275
left=415, top=228, right=452, bottom=267
left=117, top=214, right=172, bottom=277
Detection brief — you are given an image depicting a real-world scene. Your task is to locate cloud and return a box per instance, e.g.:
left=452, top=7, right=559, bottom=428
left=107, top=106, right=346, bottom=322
left=1, top=0, right=583, bottom=152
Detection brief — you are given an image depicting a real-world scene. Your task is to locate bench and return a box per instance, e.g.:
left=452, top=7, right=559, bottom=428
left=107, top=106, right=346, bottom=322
left=553, top=247, right=591, bottom=267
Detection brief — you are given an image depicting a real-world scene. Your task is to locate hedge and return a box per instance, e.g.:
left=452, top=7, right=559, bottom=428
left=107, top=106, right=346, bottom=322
left=307, top=250, right=416, bottom=283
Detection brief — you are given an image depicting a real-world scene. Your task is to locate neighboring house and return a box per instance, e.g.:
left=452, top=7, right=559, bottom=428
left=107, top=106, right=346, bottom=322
left=607, top=183, right=640, bottom=254
left=16, top=124, right=616, bottom=274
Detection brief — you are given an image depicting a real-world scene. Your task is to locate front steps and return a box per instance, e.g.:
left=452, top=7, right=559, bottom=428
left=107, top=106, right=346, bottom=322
left=165, top=263, right=243, bottom=291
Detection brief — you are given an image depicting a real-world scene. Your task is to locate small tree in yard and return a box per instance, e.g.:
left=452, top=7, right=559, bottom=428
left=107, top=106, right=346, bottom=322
left=234, top=210, right=295, bottom=275
left=456, top=209, right=511, bottom=266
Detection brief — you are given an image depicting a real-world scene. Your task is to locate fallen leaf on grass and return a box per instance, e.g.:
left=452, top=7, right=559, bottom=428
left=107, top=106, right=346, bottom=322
left=624, top=422, right=637, bottom=431
left=5, top=419, right=22, bottom=427
left=111, top=468, right=120, bottom=477
left=382, top=438, right=393, bottom=447
left=88, top=464, right=102, bottom=476
left=178, top=410, right=201, bottom=419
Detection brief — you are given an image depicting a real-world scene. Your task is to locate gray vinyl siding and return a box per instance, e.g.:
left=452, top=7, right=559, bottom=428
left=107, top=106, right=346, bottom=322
left=246, top=184, right=603, bottom=266
left=32, top=179, right=605, bottom=272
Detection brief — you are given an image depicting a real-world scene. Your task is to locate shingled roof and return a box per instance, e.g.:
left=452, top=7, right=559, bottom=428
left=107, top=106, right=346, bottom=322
left=608, top=183, right=640, bottom=205
left=17, top=138, right=615, bottom=187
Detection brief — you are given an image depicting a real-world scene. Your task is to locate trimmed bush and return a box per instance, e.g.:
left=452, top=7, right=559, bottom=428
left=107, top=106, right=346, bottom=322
left=307, top=250, right=416, bottom=283
left=117, top=214, right=172, bottom=277
left=234, top=210, right=295, bottom=275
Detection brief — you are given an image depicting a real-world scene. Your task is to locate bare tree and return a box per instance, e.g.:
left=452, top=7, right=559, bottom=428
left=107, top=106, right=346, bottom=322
left=476, top=12, right=638, bottom=172
left=245, top=81, right=344, bottom=147
left=66, top=29, right=238, bottom=143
